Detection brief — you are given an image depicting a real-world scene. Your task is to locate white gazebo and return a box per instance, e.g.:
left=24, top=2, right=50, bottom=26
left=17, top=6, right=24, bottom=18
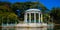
left=24, top=9, right=43, bottom=23
left=16, top=9, right=47, bottom=28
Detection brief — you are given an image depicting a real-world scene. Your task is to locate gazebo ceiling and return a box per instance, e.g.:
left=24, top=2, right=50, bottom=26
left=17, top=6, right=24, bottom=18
left=26, top=9, right=41, bottom=12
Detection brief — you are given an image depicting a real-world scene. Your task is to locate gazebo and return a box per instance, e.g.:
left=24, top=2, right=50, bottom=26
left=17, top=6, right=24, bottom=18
left=16, top=9, right=47, bottom=28
left=24, top=9, right=43, bottom=23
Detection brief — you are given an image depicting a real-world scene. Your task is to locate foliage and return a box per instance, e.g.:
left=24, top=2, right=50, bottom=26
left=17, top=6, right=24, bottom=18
left=50, top=7, right=60, bottom=24
left=0, top=1, right=48, bottom=24
left=0, top=12, right=19, bottom=24
left=11, top=2, right=48, bottom=20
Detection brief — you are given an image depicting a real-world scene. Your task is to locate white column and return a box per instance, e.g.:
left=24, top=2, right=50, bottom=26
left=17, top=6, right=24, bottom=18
left=41, top=14, right=43, bottom=22
left=29, top=13, right=31, bottom=23
left=34, top=13, right=36, bottom=23
left=39, top=13, right=40, bottom=23
left=24, top=13, right=27, bottom=23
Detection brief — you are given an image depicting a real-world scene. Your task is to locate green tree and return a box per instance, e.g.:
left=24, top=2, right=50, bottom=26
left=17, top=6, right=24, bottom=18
left=0, top=2, right=19, bottom=24
left=0, top=12, right=19, bottom=24
left=8, top=13, right=19, bottom=24
left=11, top=2, right=48, bottom=21
left=50, top=7, right=60, bottom=24
left=0, top=2, right=12, bottom=12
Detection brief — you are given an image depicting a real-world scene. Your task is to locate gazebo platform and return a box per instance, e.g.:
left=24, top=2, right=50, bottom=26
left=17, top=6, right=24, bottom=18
left=16, top=23, right=47, bottom=28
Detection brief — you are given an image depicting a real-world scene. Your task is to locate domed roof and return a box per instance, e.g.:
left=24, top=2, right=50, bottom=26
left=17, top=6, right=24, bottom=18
left=26, top=9, right=41, bottom=12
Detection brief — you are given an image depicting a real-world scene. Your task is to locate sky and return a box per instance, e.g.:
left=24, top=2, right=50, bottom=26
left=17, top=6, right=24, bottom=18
left=0, top=0, right=60, bottom=10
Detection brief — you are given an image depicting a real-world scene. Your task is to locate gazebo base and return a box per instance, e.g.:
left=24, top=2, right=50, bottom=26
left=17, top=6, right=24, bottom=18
left=15, top=23, right=48, bottom=30
left=16, top=23, right=47, bottom=28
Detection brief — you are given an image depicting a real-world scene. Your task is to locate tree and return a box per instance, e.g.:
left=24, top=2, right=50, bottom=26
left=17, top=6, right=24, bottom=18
left=0, top=2, right=12, bottom=12
left=50, top=7, right=60, bottom=24
left=0, top=12, right=19, bottom=24
left=11, top=2, right=48, bottom=21
left=0, top=2, right=19, bottom=24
